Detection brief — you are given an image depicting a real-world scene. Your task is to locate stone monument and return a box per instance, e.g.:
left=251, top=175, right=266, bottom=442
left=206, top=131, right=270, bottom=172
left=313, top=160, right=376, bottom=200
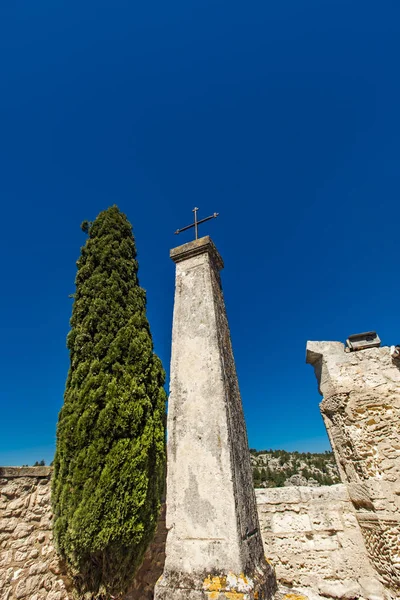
left=154, top=235, right=275, bottom=600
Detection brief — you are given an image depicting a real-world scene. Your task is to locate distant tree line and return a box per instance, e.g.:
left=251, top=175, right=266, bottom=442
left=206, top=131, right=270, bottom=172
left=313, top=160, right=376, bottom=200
left=250, top=449, right=340, bottom=488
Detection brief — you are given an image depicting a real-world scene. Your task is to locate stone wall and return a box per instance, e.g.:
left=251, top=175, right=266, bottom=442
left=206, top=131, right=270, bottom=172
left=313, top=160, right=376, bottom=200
left=124, top=503, right=167, bottom=600
left=0, top=467, right=70, bottom=600
left=306, top=343, right=400, bottom=596
left=256, top=485, right=385, bottom=600
left=0, top=468, right=167, bottom=600
left=1, top=468, right=388, bottom=600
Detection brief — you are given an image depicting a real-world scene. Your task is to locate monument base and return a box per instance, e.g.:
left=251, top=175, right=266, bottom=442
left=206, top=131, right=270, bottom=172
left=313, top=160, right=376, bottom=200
left=155, top=566, right=276, bottom=600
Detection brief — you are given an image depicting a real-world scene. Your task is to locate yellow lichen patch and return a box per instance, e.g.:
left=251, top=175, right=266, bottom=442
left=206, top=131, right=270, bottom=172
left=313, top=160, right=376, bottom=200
left=282, top=594, right=309, bottom=600
left=205, top=591, right=245, bottom=600
left=203, top=575, right=227, bottom=592
left=204, top=573, right=254, bottom=598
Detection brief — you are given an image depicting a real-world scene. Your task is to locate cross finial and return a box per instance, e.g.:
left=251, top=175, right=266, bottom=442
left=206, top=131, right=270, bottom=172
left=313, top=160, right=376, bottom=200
left=174, top=207, right=219, bottom=240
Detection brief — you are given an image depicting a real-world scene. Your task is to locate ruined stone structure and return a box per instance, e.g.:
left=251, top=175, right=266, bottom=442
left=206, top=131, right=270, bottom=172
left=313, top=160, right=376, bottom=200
left=155, top=237, right=275, bottom=600
left=257, top=485, right=385, bottom=600
left=307, top=342, right=400, bottom=598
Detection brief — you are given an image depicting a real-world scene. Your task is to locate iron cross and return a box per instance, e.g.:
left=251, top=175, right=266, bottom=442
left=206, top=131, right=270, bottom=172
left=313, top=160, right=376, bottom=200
left=174, top=207, right=219, bottom=240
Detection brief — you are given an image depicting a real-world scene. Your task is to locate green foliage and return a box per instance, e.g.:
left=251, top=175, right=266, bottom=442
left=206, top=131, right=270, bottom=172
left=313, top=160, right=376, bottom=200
left=33, top=460, right=46, bottom=466
left=52, top=206, right=166, bottom=599
left=278, top=454, right=287, bottom=466
left=251, top=448, right=340, bottom=488
left=253, top=467, right=261, bottom=486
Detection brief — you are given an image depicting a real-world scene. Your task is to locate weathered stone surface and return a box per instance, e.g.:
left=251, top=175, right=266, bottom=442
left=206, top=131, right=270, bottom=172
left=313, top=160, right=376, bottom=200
left=0, top=518, right=18, bottom=532
left=256, top=485, right=386, bottom=600
left=124, top=502, right=168, bottom=600
left=307, top=341, right=400, bottom=596
left=155, top=237, right=275, bottom=600
left=0, top=473, right=71, bottom=600
left=13, top=522, right=34, bottom=539
left=0, top=467, right=51, bottom=479
left=0, top=472, right=386, bottom=599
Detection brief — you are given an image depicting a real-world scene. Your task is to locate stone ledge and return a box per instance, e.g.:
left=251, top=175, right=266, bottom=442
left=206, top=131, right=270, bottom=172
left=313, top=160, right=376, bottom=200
left=0, top=466, right=52, bottom=478
left=306, top=341, right=344, bottom=365
left=255, top=484, right=348, bottom=504
left=170, top=235, right=224, bottom=270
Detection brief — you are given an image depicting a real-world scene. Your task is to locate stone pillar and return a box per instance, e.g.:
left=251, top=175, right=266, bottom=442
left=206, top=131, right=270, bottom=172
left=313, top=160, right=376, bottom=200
left=306, top=341, right=400, bottom=595
left=155, top=237, right=275, bottom=600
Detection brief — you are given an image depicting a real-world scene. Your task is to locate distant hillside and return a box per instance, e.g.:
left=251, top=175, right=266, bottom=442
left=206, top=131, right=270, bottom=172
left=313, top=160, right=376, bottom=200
left=250, top=449, right=340, bottom=488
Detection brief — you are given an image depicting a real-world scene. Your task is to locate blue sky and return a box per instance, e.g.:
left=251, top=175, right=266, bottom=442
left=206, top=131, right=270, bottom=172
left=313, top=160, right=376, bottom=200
left=1, top=1, right=400, bottom=465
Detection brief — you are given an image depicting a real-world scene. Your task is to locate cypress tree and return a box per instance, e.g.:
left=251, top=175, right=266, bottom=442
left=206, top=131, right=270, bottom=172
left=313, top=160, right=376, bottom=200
left=52, top=206, right=166, bottom=599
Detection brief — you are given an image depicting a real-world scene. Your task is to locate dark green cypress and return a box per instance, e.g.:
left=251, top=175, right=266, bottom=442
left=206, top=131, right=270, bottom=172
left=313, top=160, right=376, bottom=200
left=52, top=206, right=166, bottom=599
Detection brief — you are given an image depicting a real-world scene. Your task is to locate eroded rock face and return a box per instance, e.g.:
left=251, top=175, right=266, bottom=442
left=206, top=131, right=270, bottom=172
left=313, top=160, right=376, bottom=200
left=307, top=342, right=400, bottom=596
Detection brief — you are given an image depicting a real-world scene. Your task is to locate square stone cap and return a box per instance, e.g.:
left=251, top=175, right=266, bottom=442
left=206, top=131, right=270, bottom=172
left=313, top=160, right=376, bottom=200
left=170, top=235, right=224, bottom=270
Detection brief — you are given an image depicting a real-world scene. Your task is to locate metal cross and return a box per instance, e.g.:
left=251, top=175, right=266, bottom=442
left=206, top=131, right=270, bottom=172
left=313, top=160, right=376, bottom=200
left=174, top=207, right=219, bottom=240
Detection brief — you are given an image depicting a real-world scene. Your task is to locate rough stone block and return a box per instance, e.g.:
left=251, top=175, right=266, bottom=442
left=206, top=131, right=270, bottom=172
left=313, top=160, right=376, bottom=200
left=271, top=512, right=311, bottom=534
left=12, top=522, right=34, bottom=539
left=309, top=508, right=343, bottom=532
left=318, top=579, right=360, bottom=599
left=0, top=518, right=18, bottom=532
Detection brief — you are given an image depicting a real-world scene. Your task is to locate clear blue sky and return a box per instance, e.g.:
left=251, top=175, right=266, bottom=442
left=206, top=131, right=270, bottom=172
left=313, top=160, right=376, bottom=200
left=1, top=1, right=399, bottom=465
